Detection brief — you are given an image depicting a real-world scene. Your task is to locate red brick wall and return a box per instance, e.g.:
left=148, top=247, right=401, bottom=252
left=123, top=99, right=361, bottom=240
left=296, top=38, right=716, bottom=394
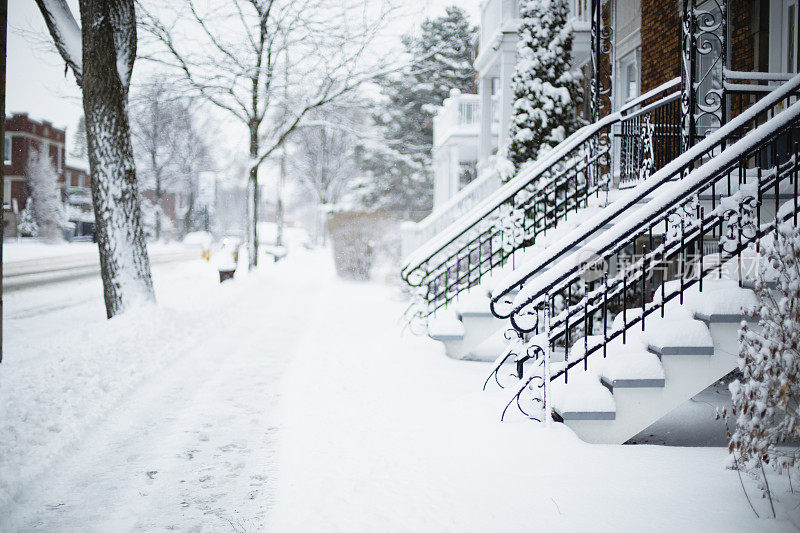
left=730, top=0, right=755, bottom=72
left=11, top=180, right=27, bottom=211
left=641, top=0, right=681, bottom=93
left=4, top=114, right=67, bottom=213
left=5, top=113, right=65, bottom=144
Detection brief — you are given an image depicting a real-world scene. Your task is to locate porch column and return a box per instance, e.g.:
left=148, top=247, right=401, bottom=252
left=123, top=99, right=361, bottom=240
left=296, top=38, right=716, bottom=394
left=479, top=75, right=493, bottom=163
left=498, top=41, right=517, bottom=152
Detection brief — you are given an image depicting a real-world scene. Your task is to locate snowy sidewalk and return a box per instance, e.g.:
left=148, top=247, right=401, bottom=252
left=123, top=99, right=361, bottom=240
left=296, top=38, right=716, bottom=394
left=271, top=278, right=800, bottom=532
left=1, top=249, right=329, bottom=530
left=3, top=248, right=798, bottom=531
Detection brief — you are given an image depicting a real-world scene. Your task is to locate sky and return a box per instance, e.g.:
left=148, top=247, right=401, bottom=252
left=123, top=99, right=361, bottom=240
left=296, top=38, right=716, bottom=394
left=7, top=0, right=481, bottom=167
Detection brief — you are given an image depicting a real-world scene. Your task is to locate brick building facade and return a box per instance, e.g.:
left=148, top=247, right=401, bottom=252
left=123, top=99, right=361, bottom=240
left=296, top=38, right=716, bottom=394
left=3, top=113, right=95, bottom=239
left=4, top=113, right=193, bottom=240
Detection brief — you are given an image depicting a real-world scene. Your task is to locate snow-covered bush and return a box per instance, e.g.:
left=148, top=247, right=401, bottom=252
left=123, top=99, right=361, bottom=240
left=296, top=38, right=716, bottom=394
left=328, top=212, right=396, bottom=281
left=506, top=0, right=582, bottom=174
left=17, top=205, right=39, bottom=237
left=727, top=223, right=800, bottom=511
left=25, top=148, right=68, bottom=242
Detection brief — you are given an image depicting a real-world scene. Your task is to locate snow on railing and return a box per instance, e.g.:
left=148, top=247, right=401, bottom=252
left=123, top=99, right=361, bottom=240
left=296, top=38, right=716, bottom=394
left=536, top=99, right=800, bottom=383
left=724, top=70, right=798, bottom=94
left=618, top=77, right=681, bottom=115
left=494, top=73, right=800, bottom=316
left=402, top=112, right=620, bottom=273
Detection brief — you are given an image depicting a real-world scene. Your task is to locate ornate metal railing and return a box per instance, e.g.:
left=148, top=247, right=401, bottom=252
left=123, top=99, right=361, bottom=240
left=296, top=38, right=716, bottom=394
left=400, top=115, right=616, bottom=323
left=508, top=89, right=800, bottom=392
left=617, top=79, right=682, bottom=188
left=490, top=76, right=800, bottom=322
left=490, top=98, right=800, bottom=423
left=402, top=90, right=682, bottom=325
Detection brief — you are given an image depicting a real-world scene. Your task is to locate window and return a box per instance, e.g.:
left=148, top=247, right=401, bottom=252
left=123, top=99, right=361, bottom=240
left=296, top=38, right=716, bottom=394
left=4, top=136, right=10, bottom=165
left=785, top=0, right=798, bottom=74
left=619, top=51, right=640, bottom=104
left=3, top=180, right=11, bottom=208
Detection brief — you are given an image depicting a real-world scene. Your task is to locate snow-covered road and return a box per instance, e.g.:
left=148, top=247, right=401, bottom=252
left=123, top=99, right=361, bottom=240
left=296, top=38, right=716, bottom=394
left=2, top=249, right=327, bottom=530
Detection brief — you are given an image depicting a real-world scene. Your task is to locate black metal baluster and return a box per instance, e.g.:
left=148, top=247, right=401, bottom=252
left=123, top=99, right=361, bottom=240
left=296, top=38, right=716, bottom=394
left=602, top=274, right=608, bottom=359
left=622, top=271, right=627, bottom=344
left=699, top=205, right=705, bottom=291
left=584, top=295, right=589, bottom=371
left=641, top=244, right=647, bottom=331
left=775, top=138, right=780, bottom=234
left=756, top=158, right=762, bottom=255
left=661, top=239, right=666, bottom=318
left=680, top=217, right=685, bottom=305
left=794, top=143, right=798, bottom=226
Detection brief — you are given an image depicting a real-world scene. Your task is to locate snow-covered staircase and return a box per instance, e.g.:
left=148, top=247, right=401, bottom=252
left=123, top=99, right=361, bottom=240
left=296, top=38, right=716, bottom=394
left=488, top=77, right=800, bottom=444
left=428, top=287, right=514, bottom=361
left=549, top=282, right=754, bottom=444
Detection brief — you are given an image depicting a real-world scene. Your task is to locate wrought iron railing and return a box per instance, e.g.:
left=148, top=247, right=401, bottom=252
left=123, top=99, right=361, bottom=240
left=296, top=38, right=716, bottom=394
left=492, top=98, right=800, bottom=422
left=489, top=76, right=800, bottom=322
left=506, top=83, right=800, bottom=390
left=402, top=89, right=681, bottom=324
left=400, top=115, right=615, bottom=322
left=616, top=79, right=682, bottom=188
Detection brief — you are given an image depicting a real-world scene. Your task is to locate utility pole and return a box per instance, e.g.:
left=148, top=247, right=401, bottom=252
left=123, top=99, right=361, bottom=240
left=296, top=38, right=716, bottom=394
left=1, top=0, right=7, bottom=363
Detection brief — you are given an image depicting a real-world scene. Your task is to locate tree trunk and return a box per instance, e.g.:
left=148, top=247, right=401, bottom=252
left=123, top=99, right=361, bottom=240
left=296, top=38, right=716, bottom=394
left=247, top=120, right=259, bottom=269
left=154, top=170, right=162, bottom=240
left=183, top=185, right=196, bottom=238
left=276, top=145, right=286, bottom=247
left=81, top=0, right=154, bottom=317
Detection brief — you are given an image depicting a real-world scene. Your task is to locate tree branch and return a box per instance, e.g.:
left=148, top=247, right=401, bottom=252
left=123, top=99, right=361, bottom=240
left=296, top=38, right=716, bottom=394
left=34, top=0, right=83, bottom=85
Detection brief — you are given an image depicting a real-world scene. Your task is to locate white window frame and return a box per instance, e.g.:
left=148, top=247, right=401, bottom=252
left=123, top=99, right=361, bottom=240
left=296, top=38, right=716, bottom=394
left=784, top=0, right=799, bottom=74
left=3, top=180, right=11, bottom=208
left=618, top=49, right=640, bottom=106
left=4, top=136, right=11, bottom=165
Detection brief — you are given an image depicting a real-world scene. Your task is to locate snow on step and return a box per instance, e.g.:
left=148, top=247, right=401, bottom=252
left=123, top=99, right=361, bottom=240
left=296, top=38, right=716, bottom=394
left=677, top=280, right=759, bottom=322
left=469, top=328, right=514, bottom=361
left=597, top=349, right=665, bottom=389
left=607, top=305, right=714, bottom=355
left=643, top=317, right=713, bottom=356
left=428, top=313, right=464, bottom=341
left=455, top=289, right=492, bottom=317
left=551, top=370, right=616, bottom=420
left=565, top=336, right=665, bottom=389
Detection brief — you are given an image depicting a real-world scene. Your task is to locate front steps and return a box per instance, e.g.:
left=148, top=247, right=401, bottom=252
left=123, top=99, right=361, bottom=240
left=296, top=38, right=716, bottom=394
left=429, top=289, right=512, bottom=362
left=547, top=280, right=755, bottom=444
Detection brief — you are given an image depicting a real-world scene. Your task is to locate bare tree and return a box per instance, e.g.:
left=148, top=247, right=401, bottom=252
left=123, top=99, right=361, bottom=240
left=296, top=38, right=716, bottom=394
left=131, top=78, right=177, bottom=240
left=170, top=108, right=213, bottom=237
left=35, top=0, right=154, bottom=318
left=139, top=0, right=396, bottom=268
left=130, top=77, right=211, bottom=239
